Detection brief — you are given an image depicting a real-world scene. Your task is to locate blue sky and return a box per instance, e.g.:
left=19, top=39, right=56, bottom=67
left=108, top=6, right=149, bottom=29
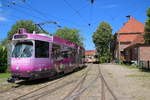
left=0, top=0, right=149, bottom=50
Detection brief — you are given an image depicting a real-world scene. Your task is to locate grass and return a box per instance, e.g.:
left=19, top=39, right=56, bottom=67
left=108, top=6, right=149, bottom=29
left=0, top=73, right=10, bottom=79
left=108, top=72, right=113, bottom=77
left=139, top=68, right=150, bottom=72
left=120, top=64, right=139, bottom=69
left=126, top=74, right=150, bottom=77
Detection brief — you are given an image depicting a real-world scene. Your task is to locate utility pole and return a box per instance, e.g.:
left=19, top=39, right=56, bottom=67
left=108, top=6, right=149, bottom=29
left=117, top=33, right=120, bottom=63
left=90, top=0, right=95, bottom=4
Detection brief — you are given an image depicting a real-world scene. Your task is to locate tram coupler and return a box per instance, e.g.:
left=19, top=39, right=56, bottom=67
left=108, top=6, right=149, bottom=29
left=7, top=77, right=18, bottom=83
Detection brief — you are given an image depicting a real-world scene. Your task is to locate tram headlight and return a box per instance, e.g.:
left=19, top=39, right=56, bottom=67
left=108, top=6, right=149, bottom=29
left=16, top=66, right=20, bottom=70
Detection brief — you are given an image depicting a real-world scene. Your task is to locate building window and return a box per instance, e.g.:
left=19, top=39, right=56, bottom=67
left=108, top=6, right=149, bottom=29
left=125, top=50, right=128, bottom=56
left=121, top=51, right=124, bottom=56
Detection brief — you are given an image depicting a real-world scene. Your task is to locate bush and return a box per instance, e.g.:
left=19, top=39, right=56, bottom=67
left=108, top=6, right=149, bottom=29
left=0, top=45, right=7, bottom=73
left=99, top=56, right=107, bottom=63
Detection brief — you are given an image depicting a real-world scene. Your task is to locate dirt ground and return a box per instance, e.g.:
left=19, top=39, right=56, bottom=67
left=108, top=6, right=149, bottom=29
left=0, top=64, right=150, bottom=100
left=101, top=64, right=150, bottom=100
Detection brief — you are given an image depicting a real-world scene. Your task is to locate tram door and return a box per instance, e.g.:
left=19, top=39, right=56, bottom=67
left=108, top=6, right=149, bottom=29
left=51, top=44, right=62, bottom=73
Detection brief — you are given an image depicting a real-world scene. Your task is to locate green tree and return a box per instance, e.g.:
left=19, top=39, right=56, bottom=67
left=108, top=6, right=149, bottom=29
left=92, top=22, right=113, bottom=63
left=0, top=44, right=7, bottom=73
left=144, top=7, right=150, bottom=44
left=54, top=27, right=84, bottom=46
left=8, top=20, right=43, bottom=40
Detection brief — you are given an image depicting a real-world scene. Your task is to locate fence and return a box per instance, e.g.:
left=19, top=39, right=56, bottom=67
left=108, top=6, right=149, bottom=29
left=139, top=61, right=150, bottom=69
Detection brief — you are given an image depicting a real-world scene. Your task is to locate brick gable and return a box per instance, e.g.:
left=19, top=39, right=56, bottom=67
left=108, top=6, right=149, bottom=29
left=85, top=50, right=96, bottom=56
left=117, top=17, right=144, bottom=33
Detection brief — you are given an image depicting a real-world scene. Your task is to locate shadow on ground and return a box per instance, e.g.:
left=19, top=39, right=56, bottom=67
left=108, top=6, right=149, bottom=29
left=14, top=66, right=87, bottom=87
left=139, top=68, right=150, bottom=72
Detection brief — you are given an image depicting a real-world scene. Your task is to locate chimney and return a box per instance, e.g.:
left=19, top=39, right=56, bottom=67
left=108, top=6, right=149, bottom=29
left=126, top=15, right=132, bottom=19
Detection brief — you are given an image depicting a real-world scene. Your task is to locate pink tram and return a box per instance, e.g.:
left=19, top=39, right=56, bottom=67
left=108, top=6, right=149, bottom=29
left=8, top=28, right=85, bottom=83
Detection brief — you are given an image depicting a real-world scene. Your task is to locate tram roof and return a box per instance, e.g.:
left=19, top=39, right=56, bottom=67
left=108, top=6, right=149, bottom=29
left=13, top=32, right=84, bottom=49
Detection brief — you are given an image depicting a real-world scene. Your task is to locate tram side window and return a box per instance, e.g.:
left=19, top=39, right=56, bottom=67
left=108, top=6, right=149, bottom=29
left=52, top=44, right=61, bottom=59
left=61, top=51, right=68, bottom=58
left=61, top=47, right=75, bottom=58
left=69, top=48, right=75, bottom=58
left=35, top=40, right=49, bottom=58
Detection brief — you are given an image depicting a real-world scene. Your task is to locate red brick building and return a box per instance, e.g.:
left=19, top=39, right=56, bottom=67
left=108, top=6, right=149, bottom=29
left=124, top=33, right=150, bottom=64
left=114, top=16, right=150, bottom=64
left=85, top=50, right=96, bottom=63
left=85, top=50, right=96, bottom=57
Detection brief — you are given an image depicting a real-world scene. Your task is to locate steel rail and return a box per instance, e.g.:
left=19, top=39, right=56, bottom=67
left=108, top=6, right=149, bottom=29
left=0, top=84, right=25, bottom=94
left=33, top=65, right=90, bottom=100
left=63, top=64, right=118, bottom=100
left=63, top=64, right=99, bottom=100
left=62, top=64, right=92, bottom=100
left=98, top=64, right=118, bottom=100
left=13, top=75, right=66, bottom=100
left=13, top=66, right=88, bottom=100
left=21, top=79, right=78, bottom=100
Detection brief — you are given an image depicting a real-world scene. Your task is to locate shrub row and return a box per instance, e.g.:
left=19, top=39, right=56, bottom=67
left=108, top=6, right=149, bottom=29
left=0, top=45, right=7, bottom=73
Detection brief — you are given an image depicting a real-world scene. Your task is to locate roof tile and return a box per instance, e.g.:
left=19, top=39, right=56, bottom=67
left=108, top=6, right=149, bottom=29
left=116, top=17, right=144, bottom=33
left=85, top=50, right=96, bottom=56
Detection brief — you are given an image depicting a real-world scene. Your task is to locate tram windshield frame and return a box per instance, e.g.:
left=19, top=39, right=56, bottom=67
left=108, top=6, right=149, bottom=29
left=11, top=41, right=33, bottom=58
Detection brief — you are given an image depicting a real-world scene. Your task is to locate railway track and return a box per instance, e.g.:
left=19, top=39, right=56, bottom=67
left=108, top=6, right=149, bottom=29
left=28, top=66, right=91, bottom=100
left=62, top=64, right=99, bottom=100
left=1, top=64, right=118, bottom=100
left=62, top=64, right=92, bottom=100
left=0, top=72, right=68, bottom=95
left=0, top=74, right=64, bottom=94
left=98, top=64, right=118, bottom=100
left=12, top=65, right=89, bottom=100
left=62, top=64, right=118, bottom=100
left=13, top=78, right=64, bottom=100
left=0, top=82, right=27, bottom=94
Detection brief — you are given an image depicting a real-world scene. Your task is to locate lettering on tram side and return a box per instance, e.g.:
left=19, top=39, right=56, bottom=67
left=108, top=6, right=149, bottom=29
left=12, top=60, right=30, bottom=64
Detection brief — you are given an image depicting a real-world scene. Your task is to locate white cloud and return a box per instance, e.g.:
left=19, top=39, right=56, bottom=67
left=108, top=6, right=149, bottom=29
left=101, top=4, right=117, bottom=8
left=0, top=16, right=7, bottom=21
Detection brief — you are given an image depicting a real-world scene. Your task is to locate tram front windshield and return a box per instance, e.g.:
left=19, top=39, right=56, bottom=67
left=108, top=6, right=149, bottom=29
left=12, top=41, right=33, bottom=58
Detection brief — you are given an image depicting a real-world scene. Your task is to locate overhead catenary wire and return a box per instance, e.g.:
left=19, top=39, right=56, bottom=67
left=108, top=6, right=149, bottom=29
left=88, top=0, right=95, bottom=27
left=2, top=0, right=63, bottom=33
left=2, top=0, right=93, bottom=30
left=69, top=3, right=90, bottom=27
left=23, top=0, right=89, bottom=28
left=3, top=0, right=59, bottom=25
left=63, top=0, right=88, bottom=25
left=0, top=1, right=23, bottom=21
left=92, top=0, right=142, bottom=25
left=22, top=3, right=62, bottom=28
left=18, top=0, right=64, bottom=29
left=21, top=0, right=58, bottom=21
left=21, top=0, right=89, bottom=28
left=3, top=0, right=52, bottom=21
left=4, top=0, right=89, bottom=24
left=71, top=3, right=89, bottom=17
left=3, top=0, right=47, bottom=21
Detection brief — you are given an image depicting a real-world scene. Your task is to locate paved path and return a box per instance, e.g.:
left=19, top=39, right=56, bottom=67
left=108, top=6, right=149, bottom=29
left=0, top=64, right=150, bottom=100
left=100, top=64, right=150, bottom=100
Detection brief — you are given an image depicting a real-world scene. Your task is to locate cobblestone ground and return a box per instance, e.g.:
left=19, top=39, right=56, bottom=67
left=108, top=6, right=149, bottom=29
left=0, top=64, right=150, bottom=100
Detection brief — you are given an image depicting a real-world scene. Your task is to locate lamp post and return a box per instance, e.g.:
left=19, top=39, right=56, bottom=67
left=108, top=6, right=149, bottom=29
left=117, top=33, right=120, bottom=63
